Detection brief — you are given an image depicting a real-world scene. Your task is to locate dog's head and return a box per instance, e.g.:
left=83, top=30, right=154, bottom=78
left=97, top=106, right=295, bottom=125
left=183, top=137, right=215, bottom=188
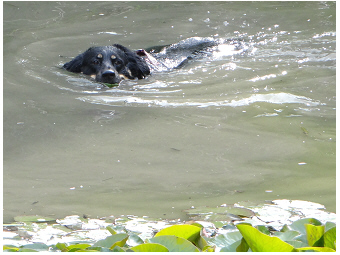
left=63, top=44, right=150, bottom=85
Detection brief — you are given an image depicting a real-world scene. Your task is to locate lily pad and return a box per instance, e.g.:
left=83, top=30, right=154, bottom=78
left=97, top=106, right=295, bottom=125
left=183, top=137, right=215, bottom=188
left=210, top=231, right=243, bottom=252
left=324, top=226, right=336, bottom=250
left=149, top=235, right=200, bottom=252
left=129, top=243, right=169, bottom=252
left=236, top=223, right=296, bottom=252
left=289, top=218, right=322, bottom=235
left=20, top=243, right=49, bottom=251
left=92, top=233, right=129, bottom=249
left=155, top=224, right=207, bottom=249
left=296, top=247, right=336, bottom=252
left=305, top=223, right=325, bottom=247
left=127, top=233, right=144, bottom=246
left=67, top=244, right=92, bottom=250
left=155, top=224, right=201, bottom=241
left=273, top=230, right=300, bottom=241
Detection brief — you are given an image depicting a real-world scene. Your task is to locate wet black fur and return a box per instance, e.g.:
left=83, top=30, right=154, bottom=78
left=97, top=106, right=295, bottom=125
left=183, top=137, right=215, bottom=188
left=63, top=38, right=243, bottom=85
left=63, top=44, right=150, bottom=84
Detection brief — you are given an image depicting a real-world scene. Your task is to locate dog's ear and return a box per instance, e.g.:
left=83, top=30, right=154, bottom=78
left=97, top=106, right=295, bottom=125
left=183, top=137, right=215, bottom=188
left=113, top=44, right=133, bottom=54
left=63, top=51, right=86, bottom=73
left=126, top=56, right=150, bottom=79
left=113, top=44, right=150, bottom=79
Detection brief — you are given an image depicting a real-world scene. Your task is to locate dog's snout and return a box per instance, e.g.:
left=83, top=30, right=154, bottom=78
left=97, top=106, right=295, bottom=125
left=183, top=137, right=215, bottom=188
left=102, top=69, right=116, bottom=78
left=99, top=69, right=121, bottom=84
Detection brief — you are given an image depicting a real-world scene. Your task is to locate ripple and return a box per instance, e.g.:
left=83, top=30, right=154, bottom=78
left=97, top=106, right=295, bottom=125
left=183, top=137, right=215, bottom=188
left=15, top=33, right=329, bottom=112
left=77, top=92, right=320, bottom=108
left=227, top=93, right=320, bottom=107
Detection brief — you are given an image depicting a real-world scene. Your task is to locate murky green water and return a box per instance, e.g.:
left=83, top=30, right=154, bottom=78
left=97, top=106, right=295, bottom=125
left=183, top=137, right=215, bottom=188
left=3, top=1, right=336, bottom=223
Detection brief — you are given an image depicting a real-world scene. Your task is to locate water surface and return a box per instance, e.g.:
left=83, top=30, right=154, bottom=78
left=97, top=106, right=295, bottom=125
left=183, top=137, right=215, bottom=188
left=3, top=1, right=336, bottom=223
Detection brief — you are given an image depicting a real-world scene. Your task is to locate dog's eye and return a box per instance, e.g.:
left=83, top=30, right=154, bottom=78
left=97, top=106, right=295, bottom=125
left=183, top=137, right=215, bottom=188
left=91, top=59, right=100, bottom=65
left=115, top=60, right=123, bottom=68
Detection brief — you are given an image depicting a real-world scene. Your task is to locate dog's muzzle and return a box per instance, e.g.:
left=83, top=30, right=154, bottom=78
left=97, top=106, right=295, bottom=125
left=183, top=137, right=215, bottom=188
left=97, top=69, right=121, bottom=84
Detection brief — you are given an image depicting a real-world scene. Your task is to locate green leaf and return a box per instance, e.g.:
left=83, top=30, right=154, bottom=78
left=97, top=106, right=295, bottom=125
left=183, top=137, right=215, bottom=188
left=110, top=236, right=129, bottom=249
left=3, top=246, right=20, bottom=252
left=213, top=221, right=225, bottom=228
left=219, top=241, right=242, bottom=252
left=191, top=222, right=204, bottom=229
left=256, top=225, right=270, bottom=235
left=127, top=233, right=144, bottom=246
left=236, top=223, right=295, bottom=252
left=196, top=229, right=208, bottom=250
left=273, top=230, right=300, bottom=241
left=296, top=247, right=336, bottom=252
left=149, top=235, right=200, bottom=252
left=202, top=245, right=215, bottom=252
left=129, top=243, right=169, bottom=252
left=209, top=231, right=242, bottom=249
left=325, top=222, right=336, bottom=232
left=324, top=227, right=336, bottom=250
left=111, top=246, right=126, bottom=252
left=305, top=223, right=325, bottom=247
left=68, top=248, right=82, bottom=252
left=289, top=218, right=322, bottom=235
left=155, top=224, right=206, bottom=250
left=56, top=243, right=69, bottom=252
left=92, top=233, right=128, bottom=249
left=4, top=248, right=20, bottom=252
left=86, top=247, right=112, bottom=252
left=104, top=83, right=119, bottom=88
left=73, top=250, right=98, bottom=252
left=285, top=240, right=308, bottom=248
left=280, top=224, right=290, bottom=232
left=155, top=224, right=201, bottom=241
left=17, top=248, right=39, bottom=252
left=236, top=237, right=249, bottom=252
left=20, top=243, right=49, bottom=251
left=106, top=226, right=117, bottom=235
left=67, top=244, right=92, bottom=250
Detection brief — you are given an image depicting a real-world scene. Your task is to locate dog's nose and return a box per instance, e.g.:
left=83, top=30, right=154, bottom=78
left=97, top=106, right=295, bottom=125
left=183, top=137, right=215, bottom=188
left=102, top=69, right=116, bottom=78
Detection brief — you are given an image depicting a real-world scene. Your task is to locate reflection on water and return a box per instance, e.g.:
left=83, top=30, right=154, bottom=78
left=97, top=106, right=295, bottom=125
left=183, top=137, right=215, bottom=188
left=3, top=1, right=335, bottom=223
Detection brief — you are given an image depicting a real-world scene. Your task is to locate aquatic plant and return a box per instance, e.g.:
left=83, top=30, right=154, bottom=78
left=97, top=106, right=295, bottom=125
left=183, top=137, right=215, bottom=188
left=3, top=200, right=336, bottom=252
left=3, top=218, right=336, bottom=252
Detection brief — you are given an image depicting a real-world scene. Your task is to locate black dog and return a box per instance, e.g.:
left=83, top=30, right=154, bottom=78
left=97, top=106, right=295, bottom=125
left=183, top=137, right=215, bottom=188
left=63, top=37, right=244, bottom=85
left=63, top=44, right=151, bottom=85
